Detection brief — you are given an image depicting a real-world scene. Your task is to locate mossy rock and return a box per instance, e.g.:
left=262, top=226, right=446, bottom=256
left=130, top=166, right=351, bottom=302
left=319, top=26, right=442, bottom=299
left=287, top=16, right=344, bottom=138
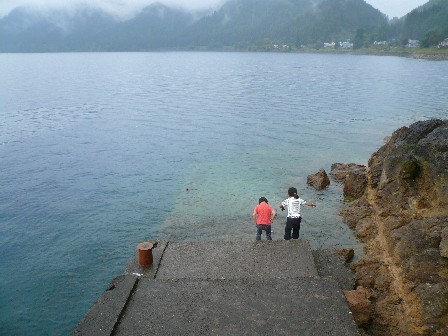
left=400, top=158, right=421, bottom=180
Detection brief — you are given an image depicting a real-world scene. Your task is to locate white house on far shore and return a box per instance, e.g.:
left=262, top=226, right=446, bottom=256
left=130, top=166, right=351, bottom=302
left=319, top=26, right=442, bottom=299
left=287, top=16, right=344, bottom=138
left=439, top=38, right=448, bottom=49
left=339, top=41, right=353, bottom=49
left=407, top=39, right=420, bottom=48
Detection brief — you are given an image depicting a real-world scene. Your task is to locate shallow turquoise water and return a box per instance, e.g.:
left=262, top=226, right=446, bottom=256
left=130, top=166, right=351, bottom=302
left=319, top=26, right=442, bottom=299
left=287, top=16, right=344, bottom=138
left=0, top=52, right=447, bottom=335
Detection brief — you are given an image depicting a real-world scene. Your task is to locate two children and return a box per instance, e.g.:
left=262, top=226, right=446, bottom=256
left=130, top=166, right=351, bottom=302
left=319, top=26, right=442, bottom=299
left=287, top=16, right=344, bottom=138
left=254, top=187, right=316, bottom=240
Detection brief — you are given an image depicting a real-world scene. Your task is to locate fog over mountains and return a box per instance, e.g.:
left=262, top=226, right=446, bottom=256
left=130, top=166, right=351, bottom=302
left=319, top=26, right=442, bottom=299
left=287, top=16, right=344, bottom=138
left=0, top=0, right=226, bottom=20
left=0, top=0, right=447, bottom=52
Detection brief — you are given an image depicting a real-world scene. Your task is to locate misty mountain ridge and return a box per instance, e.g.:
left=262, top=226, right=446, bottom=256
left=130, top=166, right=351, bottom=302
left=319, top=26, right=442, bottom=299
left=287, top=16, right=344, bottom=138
left=1, top=4, right=152, bottom=34
left=417, top=0, right=447, bottom=12
left=1, top=0, right=447, bottom=52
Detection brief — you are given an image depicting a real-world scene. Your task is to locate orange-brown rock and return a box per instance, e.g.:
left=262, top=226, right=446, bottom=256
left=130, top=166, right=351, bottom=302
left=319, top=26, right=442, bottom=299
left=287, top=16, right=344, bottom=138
left=344, top=286, right=373, bottom=326
left=337, top=248, right=355, bottom=263
left=331, top=163, right=367, bottom=199
left=307, top=168, right=330, bottom=190
left=340, top=119, right=448, bottom=336
left=331, top=163, right=366, bottom=181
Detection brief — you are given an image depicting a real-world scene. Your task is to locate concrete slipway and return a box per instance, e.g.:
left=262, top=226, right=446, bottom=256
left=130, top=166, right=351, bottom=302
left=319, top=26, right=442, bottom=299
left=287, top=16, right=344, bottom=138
left=73, top=239, right=360, bottom=336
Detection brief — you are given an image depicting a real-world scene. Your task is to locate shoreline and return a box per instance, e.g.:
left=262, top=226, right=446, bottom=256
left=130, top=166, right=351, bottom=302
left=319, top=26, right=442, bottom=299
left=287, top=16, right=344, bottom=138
left=275, top=48, right=448, bottom=61
left=2, top=48, right=448, bottom=61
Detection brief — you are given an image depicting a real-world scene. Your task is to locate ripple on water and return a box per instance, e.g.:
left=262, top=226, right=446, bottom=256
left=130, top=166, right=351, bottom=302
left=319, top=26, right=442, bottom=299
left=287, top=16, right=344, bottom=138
left=0, top=52, right=447, bottom=335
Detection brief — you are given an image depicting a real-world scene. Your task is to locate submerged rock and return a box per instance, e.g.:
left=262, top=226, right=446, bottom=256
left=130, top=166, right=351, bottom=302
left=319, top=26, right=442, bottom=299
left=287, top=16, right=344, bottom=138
left=340, top=119, right=448, bottom=336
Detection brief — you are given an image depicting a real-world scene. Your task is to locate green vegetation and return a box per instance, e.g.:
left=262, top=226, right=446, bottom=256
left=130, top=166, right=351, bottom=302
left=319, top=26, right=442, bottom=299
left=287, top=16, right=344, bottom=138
left=399, top=0, right=448, bottom=47
left=0, top=0, right=447, bottom=54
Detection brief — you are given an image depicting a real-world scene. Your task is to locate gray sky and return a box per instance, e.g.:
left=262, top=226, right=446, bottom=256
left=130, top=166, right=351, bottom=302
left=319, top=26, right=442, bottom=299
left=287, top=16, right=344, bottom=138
left=0, top=0, right=429, bottom=19
left=367, top=0, right=428, bottom=18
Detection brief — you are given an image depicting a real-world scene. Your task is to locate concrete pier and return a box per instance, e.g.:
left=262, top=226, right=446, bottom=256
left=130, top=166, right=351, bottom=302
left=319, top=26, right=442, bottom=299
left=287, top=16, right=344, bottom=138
left=73, top=240, right=359, bottom=335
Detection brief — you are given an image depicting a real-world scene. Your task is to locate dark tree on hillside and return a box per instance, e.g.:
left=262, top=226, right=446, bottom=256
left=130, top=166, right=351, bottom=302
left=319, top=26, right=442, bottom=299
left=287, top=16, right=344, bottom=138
left=353, top=28, right=365, bottom=49
left=422, top=28, right=445, bottom=47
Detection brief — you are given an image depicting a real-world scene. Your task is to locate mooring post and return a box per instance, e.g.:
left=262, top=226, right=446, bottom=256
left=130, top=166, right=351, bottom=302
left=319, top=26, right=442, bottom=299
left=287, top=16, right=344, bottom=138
left=137, top=242, right=154, bottom=267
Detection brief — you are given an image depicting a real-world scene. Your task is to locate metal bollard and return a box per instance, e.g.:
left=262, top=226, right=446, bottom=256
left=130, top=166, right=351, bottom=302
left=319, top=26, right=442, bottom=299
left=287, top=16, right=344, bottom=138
left=137, top=242, right=153, bottom=267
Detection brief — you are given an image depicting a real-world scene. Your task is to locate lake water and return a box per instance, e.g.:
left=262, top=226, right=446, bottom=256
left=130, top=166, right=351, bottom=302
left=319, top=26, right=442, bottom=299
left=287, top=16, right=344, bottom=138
left=0, top=52, right=447, bottom=335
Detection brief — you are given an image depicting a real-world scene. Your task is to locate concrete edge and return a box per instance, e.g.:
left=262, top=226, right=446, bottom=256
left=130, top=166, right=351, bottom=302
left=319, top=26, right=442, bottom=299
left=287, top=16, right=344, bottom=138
left=71, top=274, right=138, bottom=336
left=311, top=248, right=356, bottom=291
left=73, top=241, right=169, bottom=335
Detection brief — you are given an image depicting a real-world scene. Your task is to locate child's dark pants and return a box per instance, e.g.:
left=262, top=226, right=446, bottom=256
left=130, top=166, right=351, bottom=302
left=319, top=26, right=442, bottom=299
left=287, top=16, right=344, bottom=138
left=284, top=217, right=301, bottom=240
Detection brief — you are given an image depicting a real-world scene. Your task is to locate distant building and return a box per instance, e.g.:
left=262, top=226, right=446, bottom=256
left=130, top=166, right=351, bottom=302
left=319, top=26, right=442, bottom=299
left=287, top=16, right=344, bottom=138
left=324, top=42, right=335, bottom=48
left=272, top=44, right=289, bottom=51
left=374, top=41, right=387, bottom=45
left=438, top=38, right=448, bottom=49
left=339, top=41, right=353, bottom=49
left=406, top=39, right=420, bottom=48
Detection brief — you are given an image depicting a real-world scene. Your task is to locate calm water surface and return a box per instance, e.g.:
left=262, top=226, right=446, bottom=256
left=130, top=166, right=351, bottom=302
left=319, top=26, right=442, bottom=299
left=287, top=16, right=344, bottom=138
left=0, top=52, right=447, bottom=335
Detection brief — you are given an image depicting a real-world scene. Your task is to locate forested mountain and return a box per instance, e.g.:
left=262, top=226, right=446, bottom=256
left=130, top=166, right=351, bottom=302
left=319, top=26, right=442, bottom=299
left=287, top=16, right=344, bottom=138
left=100, top=4, right=195, bottom=51
left=179, top=0, right=316, bottom=49
left=399, top=0, right=448, bottom=47
left=181, top=0, right=386, bottom=48
left=295, top=0, right=387, bottom=45
left=0, top=0, right=446, bottom=52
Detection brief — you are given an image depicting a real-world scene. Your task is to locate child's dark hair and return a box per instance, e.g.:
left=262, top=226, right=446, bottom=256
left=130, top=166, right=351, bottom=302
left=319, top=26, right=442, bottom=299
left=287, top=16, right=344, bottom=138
left=288, top=187, right=299, bottom=199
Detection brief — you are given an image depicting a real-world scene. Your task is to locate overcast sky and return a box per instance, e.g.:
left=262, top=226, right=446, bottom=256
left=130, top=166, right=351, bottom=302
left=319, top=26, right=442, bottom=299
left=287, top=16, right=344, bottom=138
left=367, top=0, right=428, bottom=18
left=0, top=0, right=429, bottom=19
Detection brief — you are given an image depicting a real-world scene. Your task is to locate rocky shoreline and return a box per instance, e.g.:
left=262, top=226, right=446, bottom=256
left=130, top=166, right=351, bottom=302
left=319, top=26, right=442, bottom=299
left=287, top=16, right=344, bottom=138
left=333, top=119, right=448, bottom=335
left=409, top=53, right=448, bottom=61
left=291, top=49, right=448, bottom=61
